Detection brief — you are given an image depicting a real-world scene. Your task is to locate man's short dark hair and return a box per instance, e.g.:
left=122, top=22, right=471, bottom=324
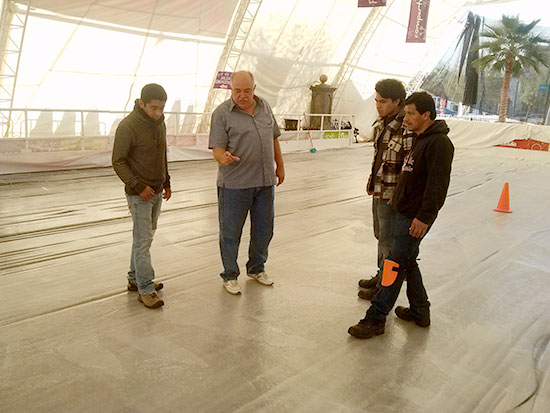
left=141, top=83, right=167, bottom=104
left=405, top=92, right=436, bottom=120
left=375, top=79, right=406, bottom=104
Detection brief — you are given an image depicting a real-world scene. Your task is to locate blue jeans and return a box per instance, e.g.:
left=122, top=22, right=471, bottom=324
left=372, top=197, right=395, bottom=283
left=126, top=193, right=162, bottom=294
left=366, top=210, right=431, bottom=322
left=217, top=186, right=274, bottom=281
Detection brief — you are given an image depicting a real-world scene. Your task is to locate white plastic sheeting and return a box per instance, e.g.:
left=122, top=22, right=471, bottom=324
left=0, top=132, right=353, bottom=174
left=9, top=13, right=224, bottom=111
left=18, top=0, right=239, bottom=38
left=447, top=119, right=550, bottom=148
left=5, top=0, right=514, bottom=114
left=1, top=146, right=549, bottom=411
left=1, top=0, right=527, bottom=174
left=1, top=119, right=549, bottom=174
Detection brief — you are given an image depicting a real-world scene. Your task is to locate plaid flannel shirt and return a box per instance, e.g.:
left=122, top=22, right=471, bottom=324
left=368, top=112, right=415, bottom=199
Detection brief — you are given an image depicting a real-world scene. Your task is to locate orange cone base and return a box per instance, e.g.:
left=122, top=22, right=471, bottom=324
left=493, top=206, right=512, bottom=213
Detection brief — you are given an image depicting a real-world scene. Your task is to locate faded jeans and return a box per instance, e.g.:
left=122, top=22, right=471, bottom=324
left=126, top=193, right=162, bottom=294
left=217, top=186, right=274, bottom=281
left=372, top=197, right=396, bottom=284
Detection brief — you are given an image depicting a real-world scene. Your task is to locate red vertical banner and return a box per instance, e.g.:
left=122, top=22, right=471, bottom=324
left=358, top=0, right=386, bottom=7
left=406, top=0, right=431, bottom=43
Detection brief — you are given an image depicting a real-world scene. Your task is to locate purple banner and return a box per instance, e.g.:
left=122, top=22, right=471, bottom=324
left=406, top=0, right=430, bottom=43
left=358, top=0, right=386, bottom=7
left=214, top=71, right=232, bottom=89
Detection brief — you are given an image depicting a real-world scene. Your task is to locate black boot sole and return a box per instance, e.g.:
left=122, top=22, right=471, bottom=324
left=347, top=325, right=385, bottom=339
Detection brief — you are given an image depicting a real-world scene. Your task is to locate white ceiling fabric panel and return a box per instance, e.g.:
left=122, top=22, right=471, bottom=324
left=16, top=0, right=239, bottom=38
left=10, top=13, right=223, bottom=112
left=5, top=0, right=516, bottom=117
left=233, top=0, right=511, bottom=116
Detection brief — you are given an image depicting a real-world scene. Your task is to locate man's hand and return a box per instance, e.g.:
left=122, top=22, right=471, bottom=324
left=213, top=147, right=240, bottom=166
left=366, top=177, right=373, bottom=195
left=366, top=183, right=373, bottom=195
left=221, top=151, right=240, bottom=165
left=163, top=188, right=172, bottom=201
left=217, top=150, right=240, bottom=166
left=140, top=185, right=155, bottom=201
left=276, top=165, right=285, bottom=186
left=409, top=218, right=428, bottom=238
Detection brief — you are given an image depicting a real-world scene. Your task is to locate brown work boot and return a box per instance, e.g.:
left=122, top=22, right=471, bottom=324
left=128, top=282, right=163, bottom=292
left=138, top=292, right=164, bottom=309
left=358, top=286, right=380, bottom=301
left=348, top=318, right=385, bottom=339
left=358, top=276, right=379, bottom=289
left=395, top=306, right=430, bottom=327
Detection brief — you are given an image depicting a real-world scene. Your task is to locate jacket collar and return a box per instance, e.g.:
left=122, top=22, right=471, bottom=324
left=416, top=120, right=449, bottom=139
left=132, top=99, right=165, bottom=126
left=372, top=110, right=405, bottom=134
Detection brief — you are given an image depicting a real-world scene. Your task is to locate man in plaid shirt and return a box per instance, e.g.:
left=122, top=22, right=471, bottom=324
left=358, top=79, right=414, bottom=300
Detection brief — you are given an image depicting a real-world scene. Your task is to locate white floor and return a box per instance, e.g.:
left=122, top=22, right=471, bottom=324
left=1, top=145, right=549, bottom=412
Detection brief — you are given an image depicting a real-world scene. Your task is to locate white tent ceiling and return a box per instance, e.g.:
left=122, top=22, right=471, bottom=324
left=3, top=0, right=515, bottom=117
left=18, top=0, right=239, bottom=38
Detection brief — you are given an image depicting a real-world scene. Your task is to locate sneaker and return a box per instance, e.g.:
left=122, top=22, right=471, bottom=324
left=395, top=306, right=430, bottom=327
left=138, top=293, right=164, bottom=309
left=247, top=271, right=274, bottom=286
left=223, top=280, right=242, bottom=295
left=127, top=282, right=163, bottom=292
left=358, top=287, right=380, bottom=301
left=348, top=318, right=385, bottom=339
left=358, top=276, right=379, bottom=289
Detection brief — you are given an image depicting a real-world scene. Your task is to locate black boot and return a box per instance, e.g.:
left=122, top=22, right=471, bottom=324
left=358, top=276, right=379, bottom=289
left=358, top=286, right=380, bottom=301
left=395, top=306, right=430, bottom=327
left=348, top=318, right=385, bottom=339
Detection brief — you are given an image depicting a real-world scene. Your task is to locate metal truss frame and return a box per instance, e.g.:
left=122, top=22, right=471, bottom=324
left=200, top=0, right=263, bottom=131
left=331, top=0, right=395, bottom=111
left=0, top=0, right=30, bottom=137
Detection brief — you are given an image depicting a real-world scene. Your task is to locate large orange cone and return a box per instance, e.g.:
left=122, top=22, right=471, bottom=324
left=494, top=182, right=512, bottom=213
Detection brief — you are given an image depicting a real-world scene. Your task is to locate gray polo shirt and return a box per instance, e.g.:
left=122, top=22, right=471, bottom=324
left=209, top=96, right=281, bottom=189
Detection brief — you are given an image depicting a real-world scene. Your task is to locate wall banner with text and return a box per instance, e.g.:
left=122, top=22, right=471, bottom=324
left=358, top=0, right=386, bottom=7
left=406, top=0, right=430, bottom=43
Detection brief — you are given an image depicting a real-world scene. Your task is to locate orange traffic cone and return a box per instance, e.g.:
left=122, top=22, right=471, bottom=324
left=494, top=182, right=512, bottom=213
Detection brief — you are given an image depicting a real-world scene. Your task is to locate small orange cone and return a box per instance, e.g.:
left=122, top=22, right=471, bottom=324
left=494, top=182, right=512, bottom=213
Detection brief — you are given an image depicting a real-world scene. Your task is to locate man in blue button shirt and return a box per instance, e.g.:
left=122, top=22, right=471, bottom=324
left=209, top=70, right=285, bottom=295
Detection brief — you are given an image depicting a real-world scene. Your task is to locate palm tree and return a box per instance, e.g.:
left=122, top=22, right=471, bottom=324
left=473, top=15, right=549, bottom=122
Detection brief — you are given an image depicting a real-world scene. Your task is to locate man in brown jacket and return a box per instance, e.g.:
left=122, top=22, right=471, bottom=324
left=112, top=84, right=171, bottom=309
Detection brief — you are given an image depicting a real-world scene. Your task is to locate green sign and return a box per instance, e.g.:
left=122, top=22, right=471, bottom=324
left=323, top=131, right=350, bottom=139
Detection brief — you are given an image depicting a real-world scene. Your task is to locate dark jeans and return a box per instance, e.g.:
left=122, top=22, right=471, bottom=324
left=372, top=197, right=395, bottom=283
left=217, top=186, right=274, bottom=281
left=366, top=211, right=431, bottom=322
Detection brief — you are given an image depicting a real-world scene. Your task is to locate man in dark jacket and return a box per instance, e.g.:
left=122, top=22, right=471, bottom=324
left=112, top=84, right=171, bottom=309
left=349, top=92, right=454, bottom=339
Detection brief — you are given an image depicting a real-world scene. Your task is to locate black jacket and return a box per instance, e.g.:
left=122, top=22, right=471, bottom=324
left=112, top=100, right=170, bottom=195
left=392, top=120, right=454, bottom=225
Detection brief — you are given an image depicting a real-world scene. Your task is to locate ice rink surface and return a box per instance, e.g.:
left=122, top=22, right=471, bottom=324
left=1, top=145, right=549, bottom=412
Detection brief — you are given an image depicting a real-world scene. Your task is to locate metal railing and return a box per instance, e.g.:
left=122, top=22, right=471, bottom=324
left=0, top=108, right=355, bottom=153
